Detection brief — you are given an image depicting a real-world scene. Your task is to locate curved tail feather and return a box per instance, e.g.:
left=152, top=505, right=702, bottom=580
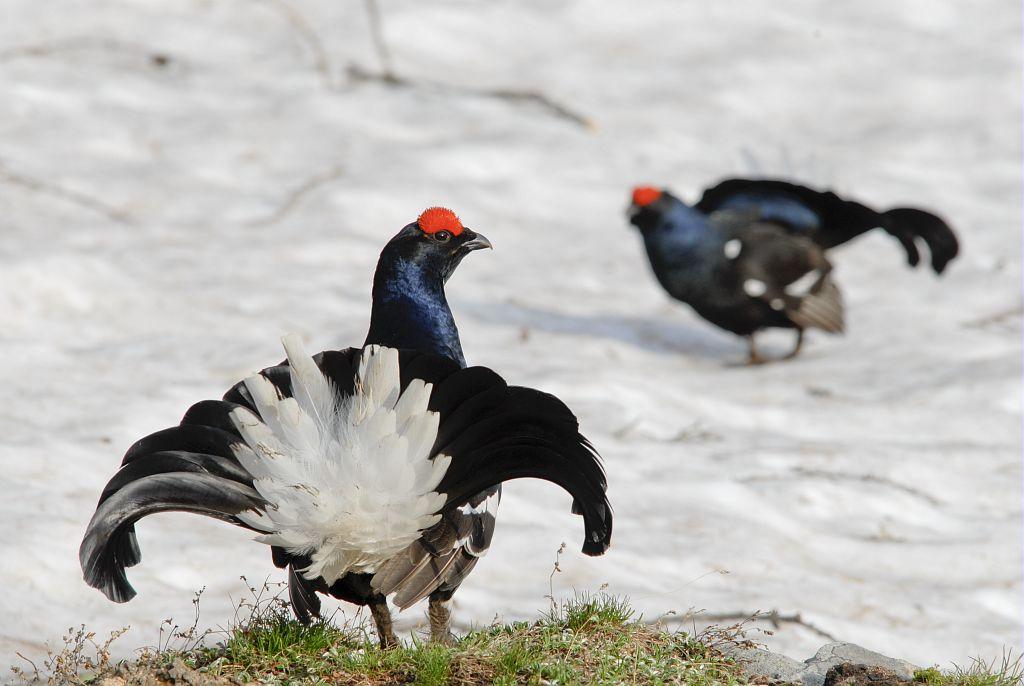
left=80, top=472, right=265, bottom=603
left=98, top=451, right=252, bottom=504
left=288, top=563, right=323, bottom=625
left=428, top=378, right=610, bottom=556
left=95, top=420, right=255, bottom=580
left=122, top=425, right=243, bottom=465
left=882, top=207, right=960, bottom=274
left=439, top=443, right=611, bottom=556
left=371, top=380, right=610, bottom=608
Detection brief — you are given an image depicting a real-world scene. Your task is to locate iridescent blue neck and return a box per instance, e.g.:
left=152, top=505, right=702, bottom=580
left=640, top=196, right=722, bottom=299
left=365, top=257, right=467, bottom=367
left=644, top=195, right=719, bottom=253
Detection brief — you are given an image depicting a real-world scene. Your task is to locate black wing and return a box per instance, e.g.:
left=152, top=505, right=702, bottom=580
left=717, top=218, right=845, bottom=334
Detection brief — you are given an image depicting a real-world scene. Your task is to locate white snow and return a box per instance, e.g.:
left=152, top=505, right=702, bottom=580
left=0, top=0, right=1019, bottom=672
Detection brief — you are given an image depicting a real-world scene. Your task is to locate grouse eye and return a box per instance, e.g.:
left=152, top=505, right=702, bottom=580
left=432, top=230, right=453, bottom=243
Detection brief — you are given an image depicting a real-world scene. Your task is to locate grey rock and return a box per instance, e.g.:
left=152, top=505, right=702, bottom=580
left=800, top=642, right=919, bottom=686
left=727, top=641, right=920, bottom=686
left=728, top=645, right=806, bottom=682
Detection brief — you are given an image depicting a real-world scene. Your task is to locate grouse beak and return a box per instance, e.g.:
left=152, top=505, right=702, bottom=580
left=460, top=230, right=493, bottom=253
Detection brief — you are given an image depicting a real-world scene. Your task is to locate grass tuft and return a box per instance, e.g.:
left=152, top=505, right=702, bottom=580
left=16, top=587, right=747, bottom=685
left=18, top=576, right=1021, bottom=686
left=915, top=653, right=1023, bottom=686
left=20, top=584, right=1022, bottom=686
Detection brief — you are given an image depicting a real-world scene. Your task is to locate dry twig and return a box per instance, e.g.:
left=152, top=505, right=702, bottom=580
left=0, top=160, right=131, bottom=224
left=347, top=1, right=593, bottom=127
left=962, top=304, right=1022, bottom=330
left=245, top=164, right=345, bottom=227
left=740, top=467, right=942, bottom=506
left=0, top=37, right=157, bottom=63
left=263, top=0, right=335, bottom=89
left=348, top=64, right=593, bottom=128
left=364, top=0, right=395, bottom=80
left=679, top=609, right=838, bottom=642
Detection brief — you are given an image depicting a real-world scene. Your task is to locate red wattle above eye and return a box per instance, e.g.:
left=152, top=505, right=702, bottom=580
left=632, top=187, right=662, bottom=207
left=418, top=207, right=464, bottom=236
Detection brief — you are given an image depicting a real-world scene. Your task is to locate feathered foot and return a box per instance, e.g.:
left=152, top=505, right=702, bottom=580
left=427, top=593, right=456, bottom=646
left=783, top=329, right=805, bottom=360
left=369, top=597, right=398, bottom=649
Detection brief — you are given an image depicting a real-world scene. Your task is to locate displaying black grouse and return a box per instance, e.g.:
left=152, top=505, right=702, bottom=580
left=80, top=207, right=612, bottom=648
left=627, top=179, right=959, bottom=363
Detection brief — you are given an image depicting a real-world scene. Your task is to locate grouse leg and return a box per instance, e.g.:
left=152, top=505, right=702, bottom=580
left=427, top=592, right=456, bottom=645
left=746, top=335, right=767, bottom=365
left=784, top=329, right=805, bottom=360
left=368, top=596, right=398, bottom=649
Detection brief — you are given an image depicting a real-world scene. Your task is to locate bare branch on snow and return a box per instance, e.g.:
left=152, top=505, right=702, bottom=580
left=0, top=160, right=131, bottom=224
left=246, top=164, right=346, bottom=227
left=347, top=64, right=594, bottom=128
left=349, top=1, right=593, bottom=128
left=0, top=37, right=158, bottom=64
left=961, top=304, right=1022, bottom=330
left=740, top=467, right=942, bottom=506
left=263, top=0, right=336, bottom=90
left=364, top=0, right=395, bottom=80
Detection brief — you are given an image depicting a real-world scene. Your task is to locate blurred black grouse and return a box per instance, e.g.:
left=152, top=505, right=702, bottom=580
left=627, top=179, right=959, bottom=363
left=80, top=207, right=612, bottom=648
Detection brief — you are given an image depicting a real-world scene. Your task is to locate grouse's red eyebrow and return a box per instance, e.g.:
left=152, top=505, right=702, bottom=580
left=417, top=207, right=464, bottom=236
left=632, top=187, right=662, bottom=207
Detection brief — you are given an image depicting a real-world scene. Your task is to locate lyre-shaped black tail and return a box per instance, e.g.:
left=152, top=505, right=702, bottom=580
left=881, top=207, right=959, bottom=274
left=697, top=178, right=959, bottom=273
left=81, top=346, right=611, bottom=609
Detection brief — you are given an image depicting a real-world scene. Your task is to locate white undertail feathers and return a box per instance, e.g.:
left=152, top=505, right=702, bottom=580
left=231, top=335, right=451, bottom=584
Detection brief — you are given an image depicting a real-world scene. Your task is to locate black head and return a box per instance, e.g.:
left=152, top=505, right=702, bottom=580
left=627, top=186, right=676, bottom=234
left=377, top=207, right=492, bottom=284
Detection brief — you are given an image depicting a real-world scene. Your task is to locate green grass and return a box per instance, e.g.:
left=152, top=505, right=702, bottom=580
left=28, top=593, right=745, bottom=685
left=24, top=583, right=1019, bottom=686
left=915, top=654, right=1023, bottom=686
left=185, top=592, right=744, bottom=685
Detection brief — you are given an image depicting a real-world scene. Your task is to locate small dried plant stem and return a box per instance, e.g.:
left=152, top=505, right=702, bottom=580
left=364, top=0, right=395, bottom=80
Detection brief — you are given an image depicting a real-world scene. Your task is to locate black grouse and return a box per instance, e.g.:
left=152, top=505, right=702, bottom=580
left=80, top=207, right=612, bottom=648
left=627, top=179, right=959, bottom=363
